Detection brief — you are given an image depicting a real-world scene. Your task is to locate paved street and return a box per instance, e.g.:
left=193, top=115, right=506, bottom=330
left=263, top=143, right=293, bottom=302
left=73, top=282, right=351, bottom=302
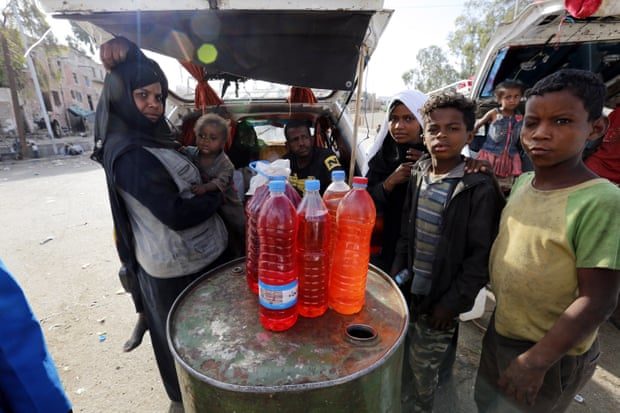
left=0, top=154, right=167, bottom=412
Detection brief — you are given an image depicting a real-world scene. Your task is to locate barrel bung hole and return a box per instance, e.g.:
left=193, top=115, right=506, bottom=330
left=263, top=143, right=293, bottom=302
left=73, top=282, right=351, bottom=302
left=345, top=324, right=378, bottom=342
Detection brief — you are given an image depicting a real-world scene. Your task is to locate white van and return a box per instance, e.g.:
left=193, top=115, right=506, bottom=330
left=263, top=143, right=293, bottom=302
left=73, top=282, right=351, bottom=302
left=471, top=0, right=619, bottom=117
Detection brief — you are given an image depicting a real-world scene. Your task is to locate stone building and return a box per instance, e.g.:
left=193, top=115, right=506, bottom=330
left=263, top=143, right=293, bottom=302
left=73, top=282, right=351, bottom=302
left=1, top=44, right=104, bottom=136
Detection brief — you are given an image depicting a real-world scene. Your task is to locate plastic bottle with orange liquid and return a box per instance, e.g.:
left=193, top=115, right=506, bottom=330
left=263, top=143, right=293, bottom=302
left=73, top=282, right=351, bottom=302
left=322, top=170, right=350, bottom=273
left=296, top=179, right=330, bottom=317
left=328, top=176, right=376, bottom=315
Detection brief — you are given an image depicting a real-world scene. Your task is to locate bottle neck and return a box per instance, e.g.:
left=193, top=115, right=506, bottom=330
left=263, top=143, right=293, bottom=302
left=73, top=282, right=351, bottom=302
left=327, top=181, right=350, bottom=192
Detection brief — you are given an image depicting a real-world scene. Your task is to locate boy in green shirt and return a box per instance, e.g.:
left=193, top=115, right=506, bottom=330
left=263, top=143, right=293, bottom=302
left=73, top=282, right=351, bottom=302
left=475, top=69, right=620, bottom=412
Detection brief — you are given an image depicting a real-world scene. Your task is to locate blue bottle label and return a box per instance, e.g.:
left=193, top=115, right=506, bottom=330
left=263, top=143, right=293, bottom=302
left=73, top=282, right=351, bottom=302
left=258, top=279, right=298, bottom=310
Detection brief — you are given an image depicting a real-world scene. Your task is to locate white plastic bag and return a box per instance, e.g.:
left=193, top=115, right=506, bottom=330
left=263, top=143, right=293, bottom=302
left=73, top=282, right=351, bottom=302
left=245, top=159, right=292, bottom=196
left=459, top=287, right=487, bottom=322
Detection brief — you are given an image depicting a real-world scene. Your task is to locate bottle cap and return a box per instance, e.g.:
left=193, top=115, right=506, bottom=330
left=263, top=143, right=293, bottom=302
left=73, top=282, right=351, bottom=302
left=352, top=177, right=368, bottom=186
left=304, top=179, right=320, bottom=191
left=331, top=170, right=345, bottom=181
left=270, top=175, right=286, bottom=181
left=268, top=180, right=286, bottom=193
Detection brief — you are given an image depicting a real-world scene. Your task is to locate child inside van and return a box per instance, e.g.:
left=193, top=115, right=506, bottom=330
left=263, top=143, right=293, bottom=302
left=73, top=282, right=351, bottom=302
left=391, top=92, right=504, bottom=413
left=181, top=113, right=245, bottom=256
left=474, top=79, right=526, bottom=191
left=474, top=69, right=620, bottom=412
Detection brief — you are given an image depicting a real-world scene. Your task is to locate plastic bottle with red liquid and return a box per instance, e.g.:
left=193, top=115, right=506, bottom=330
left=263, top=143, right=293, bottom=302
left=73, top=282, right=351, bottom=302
left=322, top=170, right=350, bottom=274
left=246, top=176, right=301, bottom=294
left=257, top=180, right=299, bottom=331
left=328, top=176, right=376, bottom=315
left=296, top=179, right=330, bottom=318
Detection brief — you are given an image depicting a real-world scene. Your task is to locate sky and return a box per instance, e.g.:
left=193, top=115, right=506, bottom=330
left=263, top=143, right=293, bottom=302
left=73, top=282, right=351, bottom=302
left=36, top=0, right=467, bottom=98
left=365, top=0, right=466, bottom=96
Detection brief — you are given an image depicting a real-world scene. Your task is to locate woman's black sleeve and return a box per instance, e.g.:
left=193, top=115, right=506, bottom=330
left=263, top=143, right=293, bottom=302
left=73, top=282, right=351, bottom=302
left=366, top=167, right=388, bottom=213
left=114, top=148, right=222, bottom=230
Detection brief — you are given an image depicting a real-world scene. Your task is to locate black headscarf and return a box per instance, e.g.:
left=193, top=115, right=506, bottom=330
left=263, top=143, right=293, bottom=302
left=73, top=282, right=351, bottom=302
left=93, top=43, right=177, bottom=276
left=92, top=42, right=176, bottom=165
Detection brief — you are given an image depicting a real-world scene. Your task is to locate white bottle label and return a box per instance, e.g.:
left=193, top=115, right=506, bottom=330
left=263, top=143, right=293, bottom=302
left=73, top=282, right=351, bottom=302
left=258, top=279, right=298, bottom=310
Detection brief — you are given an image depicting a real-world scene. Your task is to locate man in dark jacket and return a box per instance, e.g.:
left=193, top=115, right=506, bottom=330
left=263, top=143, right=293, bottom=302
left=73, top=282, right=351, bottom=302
left=283, top=119, right=342, bottom=194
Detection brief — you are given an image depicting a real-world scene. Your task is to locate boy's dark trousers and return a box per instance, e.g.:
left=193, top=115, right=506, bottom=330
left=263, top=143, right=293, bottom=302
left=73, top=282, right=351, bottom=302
left=401, top=314, right=458, bottom=413
left=474, top=314, right=600, bottom=413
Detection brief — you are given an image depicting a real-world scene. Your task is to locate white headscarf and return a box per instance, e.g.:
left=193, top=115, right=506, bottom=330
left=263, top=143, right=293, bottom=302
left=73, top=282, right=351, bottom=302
left=362, top=89, right=428, bottom=176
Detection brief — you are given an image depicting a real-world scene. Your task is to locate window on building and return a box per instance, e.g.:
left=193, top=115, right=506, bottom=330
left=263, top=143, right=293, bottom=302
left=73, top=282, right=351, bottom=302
left=56, top=60, right=61, bottom=69
left=72, top=72, right=78, bottom=84
left=42, top=92, right=52, bottom=112
left=76, top=92, right=83, bottom=102
left=70, top=90, right=75, bottom=99
left=52, top=91, right=61, bottom=106
left=84, top=76, right=90, bottom=86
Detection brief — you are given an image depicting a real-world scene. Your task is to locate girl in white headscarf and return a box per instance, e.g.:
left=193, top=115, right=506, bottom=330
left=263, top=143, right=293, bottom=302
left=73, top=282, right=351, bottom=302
left=365, top=89, right=428, bottom=272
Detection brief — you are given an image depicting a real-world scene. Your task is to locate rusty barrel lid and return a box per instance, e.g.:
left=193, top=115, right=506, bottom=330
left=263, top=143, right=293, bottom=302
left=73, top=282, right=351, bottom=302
left=167, top=258, right=408, bottom=392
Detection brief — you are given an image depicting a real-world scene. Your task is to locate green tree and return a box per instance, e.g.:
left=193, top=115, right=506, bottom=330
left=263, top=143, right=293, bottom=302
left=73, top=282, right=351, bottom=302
left=0, top=27, right=26, bottom=88
left=68, top=21, right=97, bottom=55
left=0, top=0, right=59, bottom=87
left=447, top=0, right=532, bottom=77
left=402, top=46, right=460, bottom=93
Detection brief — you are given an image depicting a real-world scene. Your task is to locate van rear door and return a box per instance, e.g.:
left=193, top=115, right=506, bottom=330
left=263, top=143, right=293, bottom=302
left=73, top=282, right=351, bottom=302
left=40, top=0, right=392, bottom=91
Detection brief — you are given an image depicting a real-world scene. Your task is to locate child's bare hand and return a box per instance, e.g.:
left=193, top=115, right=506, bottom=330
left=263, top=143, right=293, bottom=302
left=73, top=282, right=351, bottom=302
left=383, top=162, right=413, bottom=193
left=498, top=353, right=547, bottom=406
left=191, top=184, right=208, bottom=195
left=429, top=305, right=456, bottom=330
left=464, top=157, right=493, bottom=175
left=406, top=148, right=424, bottom=162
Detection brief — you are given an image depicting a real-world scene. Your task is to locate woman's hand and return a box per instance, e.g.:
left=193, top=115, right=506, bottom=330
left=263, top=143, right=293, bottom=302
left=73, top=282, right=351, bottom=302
left=406, top=148, right=424, bottom=162
left=191, top=184, right=208, bottom=195
left=100, top=37, right=132, bottom=71
left=383, top=162, right=413, bottom=193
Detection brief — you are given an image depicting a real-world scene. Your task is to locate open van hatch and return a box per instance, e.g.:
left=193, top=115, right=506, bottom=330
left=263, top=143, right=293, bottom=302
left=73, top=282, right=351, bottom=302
left=40, top=1, right=393, bottom=174
left=41, top=1, right=391, bottom=92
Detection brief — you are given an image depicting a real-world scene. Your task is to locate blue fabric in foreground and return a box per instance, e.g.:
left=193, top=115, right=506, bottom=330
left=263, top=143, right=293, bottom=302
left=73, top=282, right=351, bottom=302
left=0, top=259, right=71, bottom=413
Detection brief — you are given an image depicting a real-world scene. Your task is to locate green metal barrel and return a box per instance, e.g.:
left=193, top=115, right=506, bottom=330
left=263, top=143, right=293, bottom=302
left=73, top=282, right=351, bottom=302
left=167, top=258, right=408, bottom=413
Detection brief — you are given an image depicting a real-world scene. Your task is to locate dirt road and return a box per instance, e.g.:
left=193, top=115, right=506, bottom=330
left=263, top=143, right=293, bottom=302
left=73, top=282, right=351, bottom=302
left=0, top=154, right=618, bottom=412
left=0, top=155, right=167, bottom=412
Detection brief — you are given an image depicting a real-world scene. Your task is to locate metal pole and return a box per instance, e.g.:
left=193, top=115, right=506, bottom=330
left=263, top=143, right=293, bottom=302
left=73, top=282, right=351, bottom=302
left=348, top=44, right=367, bottom=185
left=11, top=0, right=57, bottom=154
left=514, top=0, right=520, bottom=20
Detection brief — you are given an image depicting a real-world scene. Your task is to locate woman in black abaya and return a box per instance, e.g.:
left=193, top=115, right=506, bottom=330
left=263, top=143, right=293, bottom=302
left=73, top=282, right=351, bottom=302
left=94, top=43, right=228, bottom=408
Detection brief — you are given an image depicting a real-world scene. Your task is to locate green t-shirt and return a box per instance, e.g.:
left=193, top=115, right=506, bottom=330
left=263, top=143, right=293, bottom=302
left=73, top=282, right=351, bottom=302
left=490, top=172, right=620, bottom=355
